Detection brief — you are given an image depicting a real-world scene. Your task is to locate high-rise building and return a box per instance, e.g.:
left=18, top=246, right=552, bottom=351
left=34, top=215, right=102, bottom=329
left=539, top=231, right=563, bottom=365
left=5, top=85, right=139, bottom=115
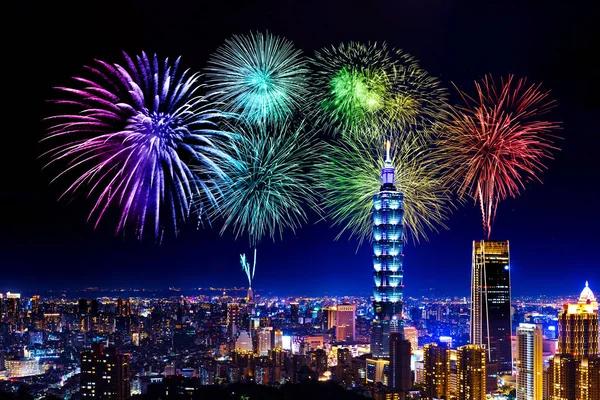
left=336, top=303, right=356, bottom=342
left=456, top=344, right=486, bottom=400
left=546, top=282, right=599, bottom=400
left=515, top=323, right=543, bottom=400
left=423, top=342, right=450, bottom=400
left=371, top=141, right=404, bottom=358
left=548, top=354, right=577, bottom=400
left=117, top=298, right=131, bottom=317
left=403, top=326, right=418, bottom=352
left=389, top=332, right=412, bottom=394
left=290, top=303, right=299, bottom=325
left=6, top=292, right=21, bottom=323
left=235, top=331, right=253, bottom=352
left=258, top=327, right=273, bottom=356
left=80, top=344, right=130, bottom=400
left=227, top=303, right=241, bottom=334
left=322, top=307, right=336, bottom=331
left=366, top=357, right=390, bottom=386
left=558, top=281, right=598, bottom=358
left=577, top=356, right=600, bottom=400
left=274, top=329, right=283, bottom=349
left=470, top=240, right=512, bottom=374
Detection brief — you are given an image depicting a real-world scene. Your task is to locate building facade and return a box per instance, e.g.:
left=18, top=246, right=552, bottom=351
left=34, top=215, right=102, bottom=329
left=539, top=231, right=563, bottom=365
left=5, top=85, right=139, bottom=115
left=456, top=344, right=486, bottom=400
left=423, top=342, right=450, bottom=400
left=389, top=332, right=412, bottom=394
left=546, top=282, right=599, bottom=400
left=470, top=240, right=512, bottom=374
left=336, top=303, right=356, bottom=342
left=515, top=323, right=543, bottom=400
left=371, top=141, right=404, bottom=358
left=80, top=344, right=130, bottom=400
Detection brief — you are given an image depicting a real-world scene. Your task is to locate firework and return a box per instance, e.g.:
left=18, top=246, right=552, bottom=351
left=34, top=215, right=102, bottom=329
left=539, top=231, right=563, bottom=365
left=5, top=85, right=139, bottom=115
left=319, top=136, right=453, bottom=245
left=438, top=75, right=560, bottom=238
left=240, top=248, right=257, bottom=301
left=43, top=52, right=237, bottom=239
left=213, top=121, right=323, bottom=246
left=206, top=31, right=309, bottom=125
left=307, top=42, right=448, bottom=140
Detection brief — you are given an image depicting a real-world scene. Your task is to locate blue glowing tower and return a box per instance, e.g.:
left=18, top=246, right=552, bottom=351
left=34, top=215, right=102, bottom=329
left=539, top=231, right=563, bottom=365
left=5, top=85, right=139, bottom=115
left=371, top=141, right=404, bottom=358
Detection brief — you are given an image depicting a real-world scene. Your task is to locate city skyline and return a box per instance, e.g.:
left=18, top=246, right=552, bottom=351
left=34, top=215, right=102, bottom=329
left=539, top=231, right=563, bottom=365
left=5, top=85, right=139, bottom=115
left=3, top=1, right=598, bottom=297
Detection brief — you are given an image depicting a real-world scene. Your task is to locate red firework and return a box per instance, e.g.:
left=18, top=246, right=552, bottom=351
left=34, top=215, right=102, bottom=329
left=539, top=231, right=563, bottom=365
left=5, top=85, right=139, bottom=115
left=440, top=75, right=560, bottom=238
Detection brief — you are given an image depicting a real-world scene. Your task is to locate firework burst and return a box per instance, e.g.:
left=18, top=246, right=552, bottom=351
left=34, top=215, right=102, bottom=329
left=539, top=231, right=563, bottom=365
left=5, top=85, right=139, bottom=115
left=212, top=120, right=323, bottom=246
left=43, top=52, right=237, bottom=239
left=206, top=31, right=309, bottom=125
left=319, top=136, right=453, bottom=245
left=307, top=42, right=448, bottom=140
left=438, top=74, right=560, bottom=238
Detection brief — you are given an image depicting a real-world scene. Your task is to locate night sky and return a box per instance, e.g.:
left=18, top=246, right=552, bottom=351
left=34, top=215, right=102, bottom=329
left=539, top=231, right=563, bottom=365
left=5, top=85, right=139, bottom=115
left=2, top=1, right=598, bottom=296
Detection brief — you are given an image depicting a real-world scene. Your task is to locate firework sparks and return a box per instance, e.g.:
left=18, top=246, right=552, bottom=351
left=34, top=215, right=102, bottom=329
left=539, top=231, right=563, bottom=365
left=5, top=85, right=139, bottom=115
left=307, top=42, right=448, bottom=140
left=206, top=31, right=309, bottom=125
left=212, top=120, right=323, bottom=246
left=240, top=248, right=257, bottom=288
left=319, top=136, right=453, bottom=245
left=43, top=52, right=237, bottom=239
left=438, top=75, right=560, bottom=238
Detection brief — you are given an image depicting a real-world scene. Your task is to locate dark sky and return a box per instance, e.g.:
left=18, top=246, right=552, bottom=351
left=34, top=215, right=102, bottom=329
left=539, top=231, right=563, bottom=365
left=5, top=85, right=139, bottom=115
left=2, top=1, right=598, bottom=297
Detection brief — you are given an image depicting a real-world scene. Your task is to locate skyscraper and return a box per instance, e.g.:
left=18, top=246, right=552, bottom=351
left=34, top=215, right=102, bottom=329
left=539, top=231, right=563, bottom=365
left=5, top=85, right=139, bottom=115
left=546, top=282, right=599, bottom=400
left=80, top=344, right=130, bottom=400
left=456, top=344, right=486, bottom=400
left=423, top=342, right=450, bottom=400
left=470, top=240, right=512, bottom=374
left=371, top=141, right=404, bottom=358
left=558, top=281, right=598, bottom=358
left=577, top=356, right=600, bottom=400
left=336, top=303, right=356, bottom=342
left=389, top=332, right=412, bottom=394
left=515, top=323, right=543, bottom=400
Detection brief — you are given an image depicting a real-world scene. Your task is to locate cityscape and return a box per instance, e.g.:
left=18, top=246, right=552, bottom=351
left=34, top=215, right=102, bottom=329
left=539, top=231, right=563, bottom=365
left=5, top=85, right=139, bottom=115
left=3, top=1, right=599, bottom=400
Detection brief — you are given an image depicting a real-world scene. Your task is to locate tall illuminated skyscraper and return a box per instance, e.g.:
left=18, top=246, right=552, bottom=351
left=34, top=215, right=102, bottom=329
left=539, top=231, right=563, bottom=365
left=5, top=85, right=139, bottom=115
left=470, top=240, right=512, bottom=374
left=336, top=304, right=356, bottom=342
left=558, top=281, right=598, bottom=358
left=546, top=282, right=599, bottom=400
left=371, top=141, right=404, bottom=358
left=515, top=323, right=543, bottom=400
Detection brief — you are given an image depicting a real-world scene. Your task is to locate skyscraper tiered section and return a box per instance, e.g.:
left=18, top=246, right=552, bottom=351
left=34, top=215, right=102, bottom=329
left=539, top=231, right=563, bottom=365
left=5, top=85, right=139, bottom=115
left=371, top=142, right=404, bottom=358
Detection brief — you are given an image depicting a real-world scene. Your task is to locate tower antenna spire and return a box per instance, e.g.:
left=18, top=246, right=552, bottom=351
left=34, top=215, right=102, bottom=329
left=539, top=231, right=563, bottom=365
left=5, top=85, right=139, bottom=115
left=385, top=139, right=391, bottom=164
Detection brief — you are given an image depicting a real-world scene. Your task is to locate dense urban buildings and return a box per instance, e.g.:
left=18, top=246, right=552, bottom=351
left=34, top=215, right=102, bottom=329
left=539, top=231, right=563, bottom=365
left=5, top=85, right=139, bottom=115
left=371, top=142, right=404, bottom=358
left=470, top=240, right=512, bottom=375
left=0, top=281, right=597, bottom=399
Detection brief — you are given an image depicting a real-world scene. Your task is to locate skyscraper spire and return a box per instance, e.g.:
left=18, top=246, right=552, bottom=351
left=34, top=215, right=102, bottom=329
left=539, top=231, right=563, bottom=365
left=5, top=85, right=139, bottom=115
left=381, top=139, right=395, bottom=187
left=385, top=139, right=392, bottom=164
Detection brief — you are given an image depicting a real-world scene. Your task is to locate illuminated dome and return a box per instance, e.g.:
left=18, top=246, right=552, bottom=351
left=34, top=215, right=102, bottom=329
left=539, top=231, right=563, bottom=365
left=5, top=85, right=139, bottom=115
left=578, top=281, right=596, bottom=304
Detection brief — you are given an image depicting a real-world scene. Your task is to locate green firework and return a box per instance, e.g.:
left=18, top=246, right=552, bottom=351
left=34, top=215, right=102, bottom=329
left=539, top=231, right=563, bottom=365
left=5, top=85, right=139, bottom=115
left=319, top=136, right=453, bottom=245
left=307, top=42, right=449, bottom=141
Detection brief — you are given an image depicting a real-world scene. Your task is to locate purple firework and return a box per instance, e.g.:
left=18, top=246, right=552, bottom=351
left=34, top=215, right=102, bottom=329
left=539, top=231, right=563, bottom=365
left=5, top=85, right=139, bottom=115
left=43, top=52, right=236, bottom=239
